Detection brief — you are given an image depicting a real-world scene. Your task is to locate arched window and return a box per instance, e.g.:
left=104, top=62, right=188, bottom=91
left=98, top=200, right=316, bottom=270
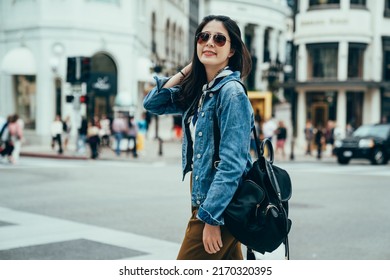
left=151, top=12, right=156, bottom=53
left=165, top=19, right=170, bottom=58
left=172, top=23, right=176, bottom=61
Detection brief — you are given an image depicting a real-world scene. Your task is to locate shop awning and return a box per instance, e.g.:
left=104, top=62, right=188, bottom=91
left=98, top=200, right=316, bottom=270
left=1, top=47, right=37, bottom=75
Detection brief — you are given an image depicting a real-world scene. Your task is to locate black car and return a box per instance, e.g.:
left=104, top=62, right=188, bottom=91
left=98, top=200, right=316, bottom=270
left=333, top=123, right=390, bottom=165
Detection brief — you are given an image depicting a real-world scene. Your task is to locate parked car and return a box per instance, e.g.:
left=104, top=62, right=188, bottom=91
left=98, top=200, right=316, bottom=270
left=333, top=123, right=390, bottom=165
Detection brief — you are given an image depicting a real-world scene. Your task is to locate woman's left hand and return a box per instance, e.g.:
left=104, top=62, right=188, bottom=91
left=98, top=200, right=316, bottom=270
left=202, top=224, right=223, bottom=254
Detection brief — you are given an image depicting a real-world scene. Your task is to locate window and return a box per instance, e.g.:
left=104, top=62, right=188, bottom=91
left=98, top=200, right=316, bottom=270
left=263, top=28, right=271, bottom=63
left=382, top=37, right=390, bottom=80
left=165, top=20, right=170, bottom=58
left=382, top=91, right=390, bottom=123
left=306, top=91, right=337, bottom=127
left=151, top=13, right=156, bottom=53
left=307, top=43, right=338, bottom=79
left=309, top=0, right=340, bottom=9
left=350, top=0, right=366, bottom=5
left=385, top=0, right=390, bottom=17
left=346, top=91, right=363, bottom=128
left=85, top=0, right=120, bottom=6
left=348, top=43, right=366, bottom=79
left=13, top=75, right=36, bottom=129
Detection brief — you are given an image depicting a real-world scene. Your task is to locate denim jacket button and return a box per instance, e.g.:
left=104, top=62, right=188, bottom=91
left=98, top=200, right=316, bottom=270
left=198, top=132, right=203, bottom=137
left=195, top=175, right=199, bottom=180
left=201, top=112, right=205, bottom=117
left=196, top=200, right=201, bottom=205
left=209, top=93, right=213, bottom=97
left=197, top=154, right=201, bottom=159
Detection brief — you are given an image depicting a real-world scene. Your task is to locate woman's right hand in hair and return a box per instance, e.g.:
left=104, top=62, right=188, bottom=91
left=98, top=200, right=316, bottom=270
left=163, top=62, right=192, bottom=88
left=182, top=62, right=192, bottom=76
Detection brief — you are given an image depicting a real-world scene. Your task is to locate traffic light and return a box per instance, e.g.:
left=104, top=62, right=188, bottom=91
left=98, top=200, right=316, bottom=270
left=66, top=57, right=76, bottom=83
left=66, top=56, right=91, bottom=84
left=81, top=57, right=91, bottom=83
left=79, top=95, right=88, bottom=103
left=65, top=95, right=74, bottom=103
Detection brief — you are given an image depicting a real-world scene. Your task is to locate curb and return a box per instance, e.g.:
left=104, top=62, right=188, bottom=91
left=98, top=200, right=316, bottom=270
left=20, top=152, right=88, bottom=161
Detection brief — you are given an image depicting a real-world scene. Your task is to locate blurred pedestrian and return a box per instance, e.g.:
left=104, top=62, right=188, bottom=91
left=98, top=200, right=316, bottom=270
left=62, top=115, right=72, bottom=151
left=51, top=115, right=63, bottom=154
left=262, top=115, right=277, bottom=143
left=0, top=115, right=17, bottom=163
left=99, top=114, right=111, bottom=147
left=325, top=120, right=335, bottom=156
left=77, top=117, right=88, bottom=154
left=304, top=119, right=314, bottom=155
left=10, top=114, right=24, bottom=163
left=275, top=120, right=287, bottom=159
left=144, top=15, right=252, bottom=260
left=126, top=115, right=138, bottom=158
left=315, top=124, right=325, bottom=160
left=173, top=115, right=183, bottom=140
left=346, top=123, right=354, bottom=137
left=112, top=113, right=127, bottom=156
left=87, top=120, right=100, bottom=159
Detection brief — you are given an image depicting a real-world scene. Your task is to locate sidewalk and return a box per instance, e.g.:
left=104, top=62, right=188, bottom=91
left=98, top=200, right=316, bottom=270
left=20, top=137, right=183, bottom=164
left=19, top=138, right=337, bottom=165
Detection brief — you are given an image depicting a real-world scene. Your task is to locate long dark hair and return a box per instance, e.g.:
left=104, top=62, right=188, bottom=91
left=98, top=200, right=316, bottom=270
left=177, top=15, right=252, bottom=110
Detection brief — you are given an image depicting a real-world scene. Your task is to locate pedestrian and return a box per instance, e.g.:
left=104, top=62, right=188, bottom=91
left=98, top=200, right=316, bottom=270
left=99, top=114, right=111, bottom=147
left=87, top=120, right=100, bottom=159
left=77, top=117, right=88, bottom=154
left=111, top=113, right=127, bottom=156
left=10, top=114, right=24, bottom=163
left=144, top=15, right=253, bottom=260
left=346, top=122, right=354, bottom=137
left=262, top=115, right=277, bottom=143
left=50, top=115, right=63, bottom=154
left=0, top=115, right=17, bottom=164
left=62, top=115, right=71, bottom=151
left=275, top=120, right=287, bottom=159
left=304, top=119, right=314, bottom=155
left=126, top=115, right=138, bottom=158
left=315, top=124, right=325, bottom=160
left=173, top=115, right=183, bottom=140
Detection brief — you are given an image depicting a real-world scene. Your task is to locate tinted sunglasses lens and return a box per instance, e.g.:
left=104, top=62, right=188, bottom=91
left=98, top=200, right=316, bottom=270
left=197, top=32, right=210, bottom=44
left=213, top=34, right=227, bottom=47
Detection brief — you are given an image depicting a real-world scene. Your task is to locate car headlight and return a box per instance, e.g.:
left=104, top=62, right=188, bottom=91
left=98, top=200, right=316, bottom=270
left=359, top=139, right=374, bottom=148
left=334, top=140, right=343, bottom=148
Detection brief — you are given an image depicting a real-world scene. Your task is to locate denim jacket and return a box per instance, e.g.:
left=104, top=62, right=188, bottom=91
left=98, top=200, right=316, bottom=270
left=143, top=71, right=254, bottom=225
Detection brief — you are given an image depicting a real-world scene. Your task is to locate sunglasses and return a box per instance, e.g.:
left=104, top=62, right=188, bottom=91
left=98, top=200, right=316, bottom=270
left=196, top=32, right=230, bottom=47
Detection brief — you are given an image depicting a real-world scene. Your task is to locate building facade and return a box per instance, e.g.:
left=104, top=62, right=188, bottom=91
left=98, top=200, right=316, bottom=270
left=290, top=0, right=390, bottom=149
left=201, top=0, right=292, bottom=93
left=0, top=0, right=189, bottom=143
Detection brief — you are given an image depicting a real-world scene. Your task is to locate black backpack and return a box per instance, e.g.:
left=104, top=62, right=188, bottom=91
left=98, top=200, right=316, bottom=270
left=224, top=138, right=292, bottom=259
left=213, top=82, right=292, bottom=259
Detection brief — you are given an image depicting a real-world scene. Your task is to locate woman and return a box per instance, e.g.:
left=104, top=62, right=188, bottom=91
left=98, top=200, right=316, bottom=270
left=144, top=15, right=253, bottom=260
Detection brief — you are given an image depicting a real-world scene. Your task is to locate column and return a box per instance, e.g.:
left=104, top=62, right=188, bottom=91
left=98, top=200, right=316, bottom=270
left=341, top=0, right=350, bottom=11
left=338, top=41, right=348, bottom=81
left=278, top=31, right=286, bottom=64
left=255, top=25, right=265, bottom=90
left=371, top=89, right=381, bottom=123
left=336, top=90, right=347, bottom=139
left=300, top=0, right=309, bottom=11
left=237, top=21, right=246, bottom=42
left=362, top=91, right=372, bottom=124
left=269, top=28, right=277, bottom=63
left=297, top=89, right=307, bottom=151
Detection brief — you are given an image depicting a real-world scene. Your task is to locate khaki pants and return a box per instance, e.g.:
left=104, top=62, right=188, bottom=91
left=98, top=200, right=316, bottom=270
left=176, top=208, right=243, bottom=260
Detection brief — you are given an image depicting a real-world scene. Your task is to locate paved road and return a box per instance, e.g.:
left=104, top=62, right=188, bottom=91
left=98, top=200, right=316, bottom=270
left=0, top=157, right=389, bottom=260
